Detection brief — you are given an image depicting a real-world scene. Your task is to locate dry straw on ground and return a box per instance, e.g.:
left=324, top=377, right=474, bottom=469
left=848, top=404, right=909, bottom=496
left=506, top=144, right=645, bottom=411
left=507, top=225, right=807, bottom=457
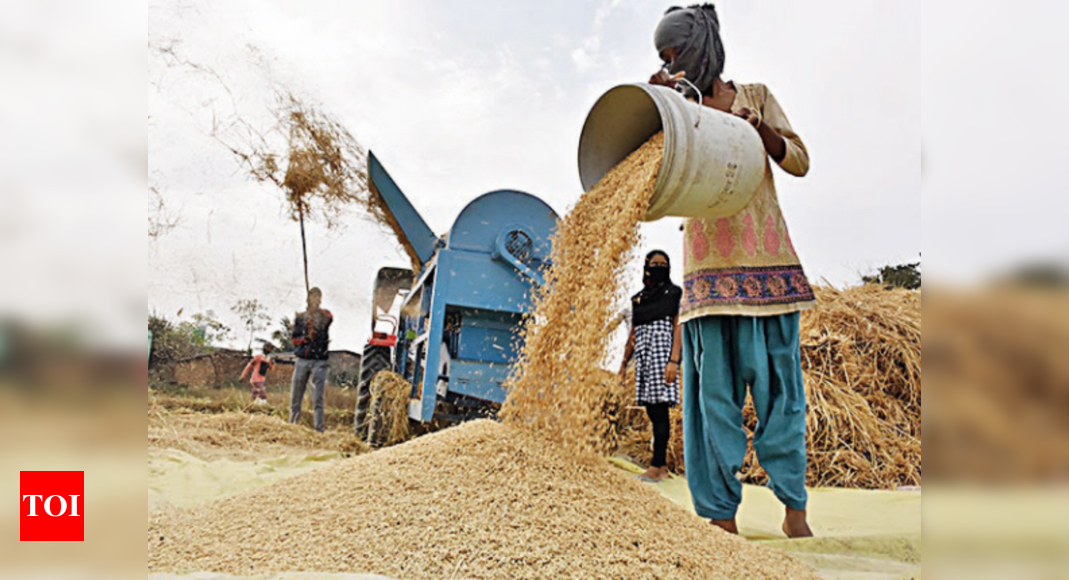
left=148, top=403, right=365, bottom=461
left=502, top=133, right=664, bottom=454
left=615, top=285, right=922, bottom=489
left=786, top=285, right=921, bottom=489
left=148, top=420, right=816, bottom=579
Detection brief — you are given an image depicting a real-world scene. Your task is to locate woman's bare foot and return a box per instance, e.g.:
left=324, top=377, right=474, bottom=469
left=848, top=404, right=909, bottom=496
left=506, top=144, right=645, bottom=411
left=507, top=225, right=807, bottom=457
left=709, top=518, right=738, bottom=534
left=638, top=466, right=670, bottom=482
left=782, top=508, right=813, bottom=538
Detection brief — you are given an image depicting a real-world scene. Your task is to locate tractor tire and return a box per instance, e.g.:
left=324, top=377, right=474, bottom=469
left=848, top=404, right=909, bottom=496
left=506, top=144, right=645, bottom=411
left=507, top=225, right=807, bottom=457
left=354, top=345, right=391, bottom=438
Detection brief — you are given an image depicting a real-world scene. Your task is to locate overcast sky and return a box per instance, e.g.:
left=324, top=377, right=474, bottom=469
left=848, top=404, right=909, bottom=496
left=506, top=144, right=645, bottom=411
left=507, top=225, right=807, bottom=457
left=148, top=0, right=920, bottom=351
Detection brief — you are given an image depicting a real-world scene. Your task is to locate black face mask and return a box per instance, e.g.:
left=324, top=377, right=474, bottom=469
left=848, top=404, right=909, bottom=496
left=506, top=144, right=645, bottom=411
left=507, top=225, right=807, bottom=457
left=644, top=265, right=670, bottom=287
left=633, top=258, right=681, bottom=326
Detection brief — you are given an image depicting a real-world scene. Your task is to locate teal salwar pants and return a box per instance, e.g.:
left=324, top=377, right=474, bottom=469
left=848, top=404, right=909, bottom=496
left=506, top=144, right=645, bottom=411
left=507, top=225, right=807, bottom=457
left=681, top=313, right=808, bottom=520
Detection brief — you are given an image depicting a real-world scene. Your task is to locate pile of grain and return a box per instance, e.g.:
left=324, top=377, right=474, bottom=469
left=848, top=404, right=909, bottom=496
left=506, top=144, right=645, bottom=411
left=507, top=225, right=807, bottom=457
left=502, top=133, right=663, bottom=453
left=616, top=285, right=922, bottom=489
left=148, top=420, right=815, bottom=579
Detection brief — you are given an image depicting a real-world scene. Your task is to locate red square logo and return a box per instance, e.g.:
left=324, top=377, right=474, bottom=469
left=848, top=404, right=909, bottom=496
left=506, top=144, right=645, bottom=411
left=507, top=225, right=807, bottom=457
left=20, top=471, right=84, bottom=541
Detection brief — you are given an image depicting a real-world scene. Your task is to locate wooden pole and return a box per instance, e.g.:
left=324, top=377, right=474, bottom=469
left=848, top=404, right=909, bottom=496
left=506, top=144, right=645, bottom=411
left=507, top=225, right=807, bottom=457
left=299, top=204, right=310, bottom=294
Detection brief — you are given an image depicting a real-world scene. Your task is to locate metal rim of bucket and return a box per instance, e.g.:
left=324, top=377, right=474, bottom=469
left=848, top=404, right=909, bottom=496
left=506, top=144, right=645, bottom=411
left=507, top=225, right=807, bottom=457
left=577, top=83, right=690, bottom=222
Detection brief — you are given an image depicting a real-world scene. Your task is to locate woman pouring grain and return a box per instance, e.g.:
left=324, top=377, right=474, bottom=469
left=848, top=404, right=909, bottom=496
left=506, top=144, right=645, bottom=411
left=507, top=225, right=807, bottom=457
left=620, top=251, right=682, bottom=483
left=650, top=4, right=815, bottom=537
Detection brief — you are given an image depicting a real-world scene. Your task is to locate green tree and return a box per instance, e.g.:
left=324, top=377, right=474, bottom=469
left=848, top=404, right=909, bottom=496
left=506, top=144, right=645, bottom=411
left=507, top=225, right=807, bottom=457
left=271, top=315, right=295, bottom=352
left=232, top=299, right=271, bottom=352
left=862, top=262, right=921, bottom=290
left=148, top=310, right=231, bottom=368
left=185, top=311, right=232, bottom=346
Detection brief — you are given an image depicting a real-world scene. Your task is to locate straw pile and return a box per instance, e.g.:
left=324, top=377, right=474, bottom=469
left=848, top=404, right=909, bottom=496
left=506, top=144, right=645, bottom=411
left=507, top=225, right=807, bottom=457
left=366, top=370, right=413, bottom=447
left=615, top=285, right=922, bottom=489
left=502, top=133, right=663, bottom=454
left=148, top=420, right=816, bottom=579
left=784, top=285, right=921, bottom=488
left=148, top=405, right=365, bottom=461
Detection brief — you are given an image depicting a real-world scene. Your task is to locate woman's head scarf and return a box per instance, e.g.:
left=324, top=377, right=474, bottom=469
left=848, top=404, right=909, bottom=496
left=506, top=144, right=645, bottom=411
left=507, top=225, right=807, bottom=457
left=654, top=4, right=726, bottom=97
left=631, top=251, right=683, bottom=326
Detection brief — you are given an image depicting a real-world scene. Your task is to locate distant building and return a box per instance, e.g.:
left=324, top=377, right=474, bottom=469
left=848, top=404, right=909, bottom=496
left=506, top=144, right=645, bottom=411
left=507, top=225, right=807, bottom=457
left=166, top=349, right=362, bottom=390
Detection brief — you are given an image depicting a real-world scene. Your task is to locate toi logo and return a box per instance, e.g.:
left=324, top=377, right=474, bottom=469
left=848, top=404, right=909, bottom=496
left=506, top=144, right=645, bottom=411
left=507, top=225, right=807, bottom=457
left=20, top=471, right=84, bottom=541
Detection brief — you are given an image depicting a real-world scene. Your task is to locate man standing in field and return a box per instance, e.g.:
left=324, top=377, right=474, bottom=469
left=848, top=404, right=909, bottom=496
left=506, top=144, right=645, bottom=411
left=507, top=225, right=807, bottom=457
left=650, top=4, right=815, bottom=537
left=290, top=287, right=333, bottom=432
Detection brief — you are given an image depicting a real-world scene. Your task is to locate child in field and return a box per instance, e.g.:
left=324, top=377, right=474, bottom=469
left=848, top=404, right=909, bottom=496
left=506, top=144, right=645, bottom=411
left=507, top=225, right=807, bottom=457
left=240, top=343, right=275, bottom=404
left=619, top=251, right=683, bottom=483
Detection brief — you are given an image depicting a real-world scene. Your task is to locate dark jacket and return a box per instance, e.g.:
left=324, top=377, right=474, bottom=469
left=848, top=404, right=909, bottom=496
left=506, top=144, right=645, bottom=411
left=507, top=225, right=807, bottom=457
left=292, top=309, right=333, bottom=361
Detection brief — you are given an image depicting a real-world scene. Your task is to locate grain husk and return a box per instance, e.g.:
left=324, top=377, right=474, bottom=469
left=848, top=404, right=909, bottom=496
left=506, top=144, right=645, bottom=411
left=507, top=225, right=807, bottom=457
left=148, top=420, right=817, bottom=579
left=502, top=133, right=663, bottom=455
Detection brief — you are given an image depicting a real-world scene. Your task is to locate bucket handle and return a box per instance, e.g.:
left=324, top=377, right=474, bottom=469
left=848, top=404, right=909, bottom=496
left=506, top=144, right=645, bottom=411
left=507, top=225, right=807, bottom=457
left=659, top=65, right=704, bottom=128
left=674, top=77, right=703, bottom=129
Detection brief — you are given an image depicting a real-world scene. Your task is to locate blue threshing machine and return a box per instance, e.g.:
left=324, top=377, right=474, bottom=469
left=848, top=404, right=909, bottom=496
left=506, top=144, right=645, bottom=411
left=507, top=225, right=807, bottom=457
left=354, top=151, right=558, bottom=441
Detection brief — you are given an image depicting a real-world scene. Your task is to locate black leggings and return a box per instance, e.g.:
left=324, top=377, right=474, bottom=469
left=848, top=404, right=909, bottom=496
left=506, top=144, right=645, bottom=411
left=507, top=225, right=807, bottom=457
left=645, top=403, right=671, bottom=468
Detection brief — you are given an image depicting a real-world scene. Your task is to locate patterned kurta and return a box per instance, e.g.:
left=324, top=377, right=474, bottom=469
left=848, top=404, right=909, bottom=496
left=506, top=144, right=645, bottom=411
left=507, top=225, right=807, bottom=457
left=680, top=83, right=816, bottom=323
left=634, top=317, right=680, bottom=405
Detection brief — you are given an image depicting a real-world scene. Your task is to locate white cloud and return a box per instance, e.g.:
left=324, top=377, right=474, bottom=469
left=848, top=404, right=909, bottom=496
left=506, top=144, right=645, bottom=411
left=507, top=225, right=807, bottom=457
left=570, top=0, right=621, bottom=72
left=571, top=45, right=595, bottom=71
left=148, top=0, right=921, bottom=350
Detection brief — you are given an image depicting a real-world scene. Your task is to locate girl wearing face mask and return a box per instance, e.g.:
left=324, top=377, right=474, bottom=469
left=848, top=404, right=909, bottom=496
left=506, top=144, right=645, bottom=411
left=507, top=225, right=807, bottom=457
left=620, top=250, right=683, bottom=483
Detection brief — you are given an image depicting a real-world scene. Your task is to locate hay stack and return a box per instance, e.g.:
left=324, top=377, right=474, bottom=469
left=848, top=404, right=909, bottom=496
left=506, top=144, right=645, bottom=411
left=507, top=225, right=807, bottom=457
left=148, top=420, right=816, bottom=579
left=616, top=285, right=921, bottom=489
left=366, top=370, right=413, bottom=447
left=786, top=284, right=921, bottom=488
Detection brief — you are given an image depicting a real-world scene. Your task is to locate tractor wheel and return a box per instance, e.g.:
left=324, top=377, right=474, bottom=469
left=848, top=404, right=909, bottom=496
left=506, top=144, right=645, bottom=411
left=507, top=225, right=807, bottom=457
left=354, top=345, right=391, bottom=438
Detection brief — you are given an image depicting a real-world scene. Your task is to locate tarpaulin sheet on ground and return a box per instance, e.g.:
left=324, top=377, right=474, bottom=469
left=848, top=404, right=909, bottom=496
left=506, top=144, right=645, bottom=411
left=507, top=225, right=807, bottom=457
left=149, top=449, right=343, bottom=512
left=610, top=457, right=921, bottom=580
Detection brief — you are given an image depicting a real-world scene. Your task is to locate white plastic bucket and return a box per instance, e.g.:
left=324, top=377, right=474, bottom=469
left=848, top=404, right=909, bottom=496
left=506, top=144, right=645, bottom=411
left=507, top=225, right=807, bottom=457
left=578, top=83, right=766, bottom=221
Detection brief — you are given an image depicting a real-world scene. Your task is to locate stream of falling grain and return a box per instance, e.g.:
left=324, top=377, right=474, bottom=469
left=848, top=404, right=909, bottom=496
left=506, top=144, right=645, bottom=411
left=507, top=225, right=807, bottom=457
left=501, top=132, right=664, bottom=454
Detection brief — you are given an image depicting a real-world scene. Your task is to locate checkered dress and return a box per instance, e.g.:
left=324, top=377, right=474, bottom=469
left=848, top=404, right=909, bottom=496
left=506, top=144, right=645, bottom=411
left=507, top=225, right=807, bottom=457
left=633, top=317, right=680, bottom=405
